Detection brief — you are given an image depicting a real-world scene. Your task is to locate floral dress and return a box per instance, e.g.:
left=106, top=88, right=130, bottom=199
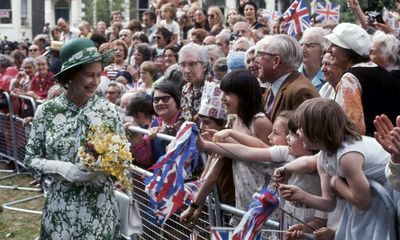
left=25, top=93, right=124, bottom=239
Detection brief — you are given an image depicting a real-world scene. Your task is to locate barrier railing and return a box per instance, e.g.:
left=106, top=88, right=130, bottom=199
left=0, top=95, right=315, bottom=239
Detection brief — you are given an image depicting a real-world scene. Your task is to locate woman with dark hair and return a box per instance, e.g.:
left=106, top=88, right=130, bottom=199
left=163, top=46, right=179, bottom=69
left=325, top=23, right=400, bottom=136
left=193, top=8, right=211, bottom=32
left=214, top=69, right=272, bottom=214
left=132, top=43, right=153, bottom=69
left=126, top=81, right=184, bottom=168
left=243, top=1, right=264, bottom=29
left=104, top=39, right=128, bottom=81
left=25, top=38, right=125, bottom=239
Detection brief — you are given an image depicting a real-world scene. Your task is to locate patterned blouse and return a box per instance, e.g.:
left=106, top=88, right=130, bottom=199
left=180, top=82, right=203, bottom=123
left=25, top=93, right=124, bottom=239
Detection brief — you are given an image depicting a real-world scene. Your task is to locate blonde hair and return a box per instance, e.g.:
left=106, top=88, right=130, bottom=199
left=161, top=3, right=177, bottom=18
left=140, top=61, right=156, bottom=77
left=208, top=6, right=224, bottom=27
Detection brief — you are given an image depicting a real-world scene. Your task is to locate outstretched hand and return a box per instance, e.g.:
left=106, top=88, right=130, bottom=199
left=374, top=114, right=400, bottom=163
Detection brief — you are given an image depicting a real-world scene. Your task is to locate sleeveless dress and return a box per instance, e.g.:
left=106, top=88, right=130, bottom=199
left=318, top=136, right=397, bottom=240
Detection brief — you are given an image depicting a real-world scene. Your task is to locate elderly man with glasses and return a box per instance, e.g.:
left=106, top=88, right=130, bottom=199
left=255, top=34, right=319, bottom=122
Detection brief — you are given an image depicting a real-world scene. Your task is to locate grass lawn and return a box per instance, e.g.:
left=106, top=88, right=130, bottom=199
left=0, top=162, right=43, bottom=240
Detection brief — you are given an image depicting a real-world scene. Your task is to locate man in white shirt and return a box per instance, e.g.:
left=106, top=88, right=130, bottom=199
left=57, top=18, right=79, bottom=42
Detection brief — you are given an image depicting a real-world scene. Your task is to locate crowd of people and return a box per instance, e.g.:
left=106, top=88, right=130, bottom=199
left=1, top=0, right=400, bottom=239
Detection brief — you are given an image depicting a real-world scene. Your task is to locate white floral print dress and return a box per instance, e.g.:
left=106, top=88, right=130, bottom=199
left=25, top=93, right=124, bottom=239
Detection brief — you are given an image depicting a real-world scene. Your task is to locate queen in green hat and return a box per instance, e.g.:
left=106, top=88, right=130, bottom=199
left=25, top=38, right=125, bottom=239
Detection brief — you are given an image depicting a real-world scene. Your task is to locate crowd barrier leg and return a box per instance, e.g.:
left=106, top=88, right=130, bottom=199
left=0, top=93, right=42, bottom=215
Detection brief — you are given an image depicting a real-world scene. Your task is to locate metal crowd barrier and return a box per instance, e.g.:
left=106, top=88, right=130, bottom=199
left=127, top=126, right=315, bottom=240
left=0, top=92, right=43, bottom=213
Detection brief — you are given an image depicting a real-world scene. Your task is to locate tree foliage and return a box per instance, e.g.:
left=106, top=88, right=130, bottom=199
left=84, top=0, right=125, bottom=25
left=337, top=0, right=396, bottom=23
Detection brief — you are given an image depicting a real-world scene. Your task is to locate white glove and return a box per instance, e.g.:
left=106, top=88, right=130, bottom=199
left=42, top=160, right=98, bottom=183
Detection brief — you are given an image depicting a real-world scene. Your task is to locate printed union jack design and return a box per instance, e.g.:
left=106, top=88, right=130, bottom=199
left=282, top=0, right=311, bottom=36
left=232, top=188, right=280, bottom=240
left=315, top=1, right=340, bottom=23
left=145, top=122, right=200, bottom=225
left=260, top=9, right=280, bottom=21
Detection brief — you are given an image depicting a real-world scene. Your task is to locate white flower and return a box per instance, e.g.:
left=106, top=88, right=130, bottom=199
left=111, top=135, right=121, bottom=143
left=53, top=113, right=66, bottom=125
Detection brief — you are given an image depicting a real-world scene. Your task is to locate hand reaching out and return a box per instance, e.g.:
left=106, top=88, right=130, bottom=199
left=212, top=129, right=232, bottom=143
left=374, top=114, right=400, bottom=163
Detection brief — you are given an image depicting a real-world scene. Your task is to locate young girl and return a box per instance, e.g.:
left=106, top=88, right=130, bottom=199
left=180, top=79, right=235, bottom=225
left=278, top=98, right=397, bottom=240
left=199, top=113, right=323, bottom=232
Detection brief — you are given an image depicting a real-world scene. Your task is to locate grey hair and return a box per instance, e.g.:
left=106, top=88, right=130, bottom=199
left=233, top=37, right=253, bottom=51
left=179, top=43, right=211, bottom=73
left=34, top=56, right=48, bottom=68
left=245, top=46, right=256, bottom=68
left=301, top=27, right=330, bottom=52
left=215, top=31, right=231, bottom=45
left=205, top=44, right=224, bottom=60
left=21, top=57, right=36, bottom=68
left=107, top=81, right=125, bottom=96
left=0, top=54, right=13, bottom=69
left=372, top=30, right=400, bottom=65
left=257, top=34, right=303, bottom=69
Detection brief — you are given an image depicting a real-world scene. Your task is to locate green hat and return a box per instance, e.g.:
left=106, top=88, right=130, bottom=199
left=53, top=38, right=112, bottom=80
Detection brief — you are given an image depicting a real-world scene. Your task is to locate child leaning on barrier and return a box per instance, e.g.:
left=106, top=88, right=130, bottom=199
left=197, top=111, right=323, bottom=231
left=275, top=98, right=397, bottom=240
left=180, top=78, right=235, bottom=225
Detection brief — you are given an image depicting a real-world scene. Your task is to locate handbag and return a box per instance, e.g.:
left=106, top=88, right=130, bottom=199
left=114, top=190, right=143, bottom=237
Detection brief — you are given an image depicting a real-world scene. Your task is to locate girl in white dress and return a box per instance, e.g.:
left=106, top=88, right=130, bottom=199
left=278, top=98, right=397, bottom=240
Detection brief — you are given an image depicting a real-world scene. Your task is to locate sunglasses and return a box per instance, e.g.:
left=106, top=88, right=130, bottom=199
left=152, top=95, right=171, bottom=104
left=207, top=14, right=215, bottom=18
left=29, top=49, right=39, bottom=52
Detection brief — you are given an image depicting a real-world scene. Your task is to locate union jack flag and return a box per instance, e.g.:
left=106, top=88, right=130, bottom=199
left=282, top=0, right=311, bottom=37
left=232, top=188, right=280, bottom=240
left=315, top=1, right=340, bottom=23
left=260, top=9, right=280, bottom=21
left=145, top=122, right=200, bottom=225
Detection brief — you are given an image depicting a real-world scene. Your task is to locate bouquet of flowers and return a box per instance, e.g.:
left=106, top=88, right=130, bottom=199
left=78, top=124, right=133, bottom=189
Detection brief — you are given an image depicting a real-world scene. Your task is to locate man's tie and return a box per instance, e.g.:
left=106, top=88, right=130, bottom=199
left=265, top=91, right=274, bottom=118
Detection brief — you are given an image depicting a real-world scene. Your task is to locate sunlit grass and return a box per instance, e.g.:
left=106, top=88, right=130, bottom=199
left=0, top=163, right=43, bottom=240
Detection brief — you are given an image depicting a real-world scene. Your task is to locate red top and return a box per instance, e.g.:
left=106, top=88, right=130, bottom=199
left=29, top=71, right=55, bottom=99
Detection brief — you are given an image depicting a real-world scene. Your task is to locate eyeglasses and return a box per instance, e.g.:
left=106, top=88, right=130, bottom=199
left=153, top=95, right=171, bottom=104
left=178, top=61, right=202, bottom=69
left=29, top=49, right=39, bottom=52
left=300, top=42, right=321, bottom=49
left=256, top=51, right=278, bottom=58
left=207, top=14, right=215, bottom=18
left=155, top=36, right=162, bottom=40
